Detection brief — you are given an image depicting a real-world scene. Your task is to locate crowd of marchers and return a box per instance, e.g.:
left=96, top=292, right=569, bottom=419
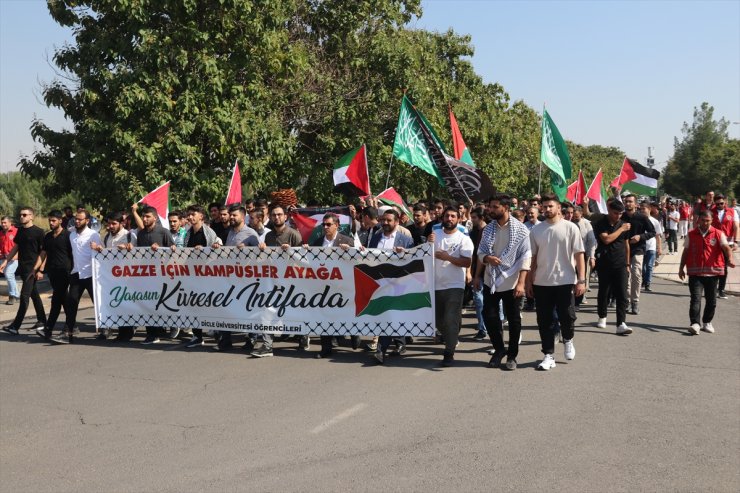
left=0, top=189, right=737, bottom=369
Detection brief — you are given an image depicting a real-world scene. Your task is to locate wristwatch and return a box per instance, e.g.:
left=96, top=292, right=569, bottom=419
left=577, top=279, right=586, bottom=285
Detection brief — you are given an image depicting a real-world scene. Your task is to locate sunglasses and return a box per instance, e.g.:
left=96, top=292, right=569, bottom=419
left=19, top=213, right=31, bottom=217
left=322, top=222, right=335, bottom=227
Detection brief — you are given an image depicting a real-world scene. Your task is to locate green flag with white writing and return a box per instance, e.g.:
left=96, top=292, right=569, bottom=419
left=540, top=109, right=572, bottom=201
left=392, top=95, right=445, bottom=185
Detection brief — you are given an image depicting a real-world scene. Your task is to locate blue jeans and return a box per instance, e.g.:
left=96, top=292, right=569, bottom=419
left=642, top=250, right=656, bottom=287
left=472, top=287, right=486, bottom=333
left=3, top=259, right=18, bottom=298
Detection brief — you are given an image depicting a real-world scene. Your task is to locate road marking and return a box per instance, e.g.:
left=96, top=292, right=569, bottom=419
left=310, top=403, right=367, bottom=434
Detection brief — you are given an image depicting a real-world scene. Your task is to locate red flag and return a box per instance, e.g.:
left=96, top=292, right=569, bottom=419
left=586, top=169, right=608, bottom=213
left=225, top=159, right=242, bottom=205
left=566, top=170, right=587, bottom=205
left=139, top=181, right=170, bottom=228
left=449, top=106, right=475, bottom=165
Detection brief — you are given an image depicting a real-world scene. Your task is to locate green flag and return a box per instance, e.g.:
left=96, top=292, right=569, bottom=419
left=392, top=95, right=445, bottom=185
left=540, top=109, right=572, bottom=201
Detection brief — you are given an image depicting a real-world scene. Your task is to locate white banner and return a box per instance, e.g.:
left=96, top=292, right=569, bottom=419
left=92, top=244, right=435, bottom=337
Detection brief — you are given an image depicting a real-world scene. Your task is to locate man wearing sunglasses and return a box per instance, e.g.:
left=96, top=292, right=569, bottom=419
left=305, top=212, right=355, bottom=359
left=1, top=207, right=47, bottom=335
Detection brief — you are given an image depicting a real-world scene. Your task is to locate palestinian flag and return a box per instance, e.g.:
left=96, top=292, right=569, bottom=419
left=291, top=206, right=352, bottom=245
left=449, top=106, right=475, bottom=166
left=139, top=181, right=170, bottom=229
left=586, top=168, right=608, bottom=214
left=333, top=145, right=370, bottom=197
left=354, top=259, right=432, bottom=316
left=566, top=170, right=587, bottom=205
left=610, top=157, right=660, bottom=196
left=225, top=159, right=242, bottom=206
left=376, top=187, right=411, bottom=218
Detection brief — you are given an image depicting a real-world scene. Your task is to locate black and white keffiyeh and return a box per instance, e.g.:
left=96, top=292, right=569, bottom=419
left=478, top=218, right=531, bottom=293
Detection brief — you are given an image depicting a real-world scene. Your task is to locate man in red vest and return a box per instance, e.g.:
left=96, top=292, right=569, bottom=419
left=711, top=194, right=738, bottom=299
left=679, top=210, right=735, bottom=334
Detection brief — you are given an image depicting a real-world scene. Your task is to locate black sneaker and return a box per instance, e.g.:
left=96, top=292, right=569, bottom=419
left=2, top=325, right=19, bottom=335
left=141, top=337, right=160, bottom=345
left=488, top=351, right=505, bottom=368
left=717, top=291, right=728, bottom=299
left=31, top=322, right=46, bottom=331
left=242, top=338, right=255, bottom=352
left=440, top=352, right=454, bottom=367
left=474, top=330, right=487, bottom=341
left=504, top=357, right=517, bottom=371
left=35, top=326, right=51, bottom=340
left=298, top=335, right=310, bottom=351
left=6, top=297, right=14, bottom=305
left=250, top=347, right=273, bottom=358
left=393, top=340, right=407, bottom=355
left=213, top=341, right=233, bottom=352
left=51, top=332, right=71, bottom=344
left=644, top=285, right=652, bottom=292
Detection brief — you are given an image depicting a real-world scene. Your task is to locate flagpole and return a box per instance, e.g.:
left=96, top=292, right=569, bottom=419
left=538, top=161, right=542, bottom=195
left=384, top=154, right=394, bottom=190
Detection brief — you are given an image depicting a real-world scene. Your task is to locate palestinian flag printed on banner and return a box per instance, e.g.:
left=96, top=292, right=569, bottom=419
left=139, top=181, right=170, bottom=229
left=610, top=157, right=660, bottom=196
left=376, top=187, right=411, bottom=218
left=353, top=259, right=432, bottom=316
left=333, top=145, right=371, bottom=197
left=291, top=206, right=352, bottom=245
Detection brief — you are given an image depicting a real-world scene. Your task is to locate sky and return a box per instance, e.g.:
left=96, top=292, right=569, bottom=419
left=1, top=0, right=738, bottom=177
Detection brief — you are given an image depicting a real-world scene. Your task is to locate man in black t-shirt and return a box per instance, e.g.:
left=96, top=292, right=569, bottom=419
left=0, top=207, right=47, bottom=334
left=33, top=210, right=74, bottom=340
left=135, top=206, right=173, bottom=344
left=593, top=200, right=632, bottom=335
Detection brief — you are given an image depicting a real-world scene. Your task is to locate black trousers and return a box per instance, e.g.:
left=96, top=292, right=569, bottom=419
left=597, top=265, right=628, bottom=326
left=12, top=266, right=46, bottom=327
left=64, top=274, right=94, bottom=331
left=482, top=287, right=522, bottom=359
left=46, top=268, right=70, bottom=330
left=688, top=276, right=718, bottom=324
left=533, top=284, right=576, bottom=355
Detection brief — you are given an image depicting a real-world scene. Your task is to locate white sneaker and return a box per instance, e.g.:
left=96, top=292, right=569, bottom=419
left=537, top=353, right=557, bottom=371
left=564, top=339, right=575, bottom=360
left=702, top=323, right=715, bottom=334
left=688, top=323, right=701, bottom=335
left=616, top=323, right=632, bottom=335
left=596, top=318, right=607, bottom=329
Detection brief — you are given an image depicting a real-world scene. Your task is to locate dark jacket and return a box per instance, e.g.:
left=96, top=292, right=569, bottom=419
left=309, top=233, right=354, bottom=248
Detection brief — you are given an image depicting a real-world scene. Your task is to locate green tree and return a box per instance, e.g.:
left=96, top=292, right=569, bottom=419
left=662, top=102, right=738, bottom=199
left=566, top=142, right=625, bottom=188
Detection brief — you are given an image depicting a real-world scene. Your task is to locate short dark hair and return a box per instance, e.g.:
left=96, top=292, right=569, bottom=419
left=361, top=206, right=378, bottom=220
left=208, top=202, right=222, bottom=211
left=441, top=206, right=459, bottom=218
left=254, top=198, right=268, bottom=209
left=383, top=209, right=399, bottom=221
left=470, top=206, right=485, bottom=218
left=697, top=210, right=712, bottom=220
left=187, top=204, right=206, bottom=216
left=714, top=194, right=725, bottom=201
left=140, top=206, right=158, bottom=216
left=47, top=209, right=63, bottom=219
left=412, top=204, right=427, bottom=214
left=228, top=203, right=246, bottom=215
left=168, top=211, right=182, bottom=219
left=561, top=201, right=574, bottom=210
left=76, top=209, right=91, bottom=220
left=323, top=212, right=340, bottom=226
left=19, top=206, right=35, bottom=215
left=623, top=193, right=637, bottom=201
left=608, top=200, right=625, bottom=212
left=540, top=193, right=560, bottom=204
left=106, top=211, right=124, bottom=223
left=490, top=193, right=511, bottom=208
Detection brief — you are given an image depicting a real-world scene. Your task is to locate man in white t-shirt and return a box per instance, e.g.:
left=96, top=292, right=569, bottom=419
left=525, top=194, right=585, bottom=371
left=666, top=202, right=680, bottom=254
left=429, top=206, right=473, bottom=367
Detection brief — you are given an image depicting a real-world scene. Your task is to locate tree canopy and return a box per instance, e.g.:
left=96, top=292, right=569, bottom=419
left=20, top=0, right=635, bottom=211
left=662, top=102, right=739, bottom=199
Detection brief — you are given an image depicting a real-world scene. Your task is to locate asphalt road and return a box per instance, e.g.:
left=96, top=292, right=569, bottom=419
left=1, top=277, right=738, bottom=493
